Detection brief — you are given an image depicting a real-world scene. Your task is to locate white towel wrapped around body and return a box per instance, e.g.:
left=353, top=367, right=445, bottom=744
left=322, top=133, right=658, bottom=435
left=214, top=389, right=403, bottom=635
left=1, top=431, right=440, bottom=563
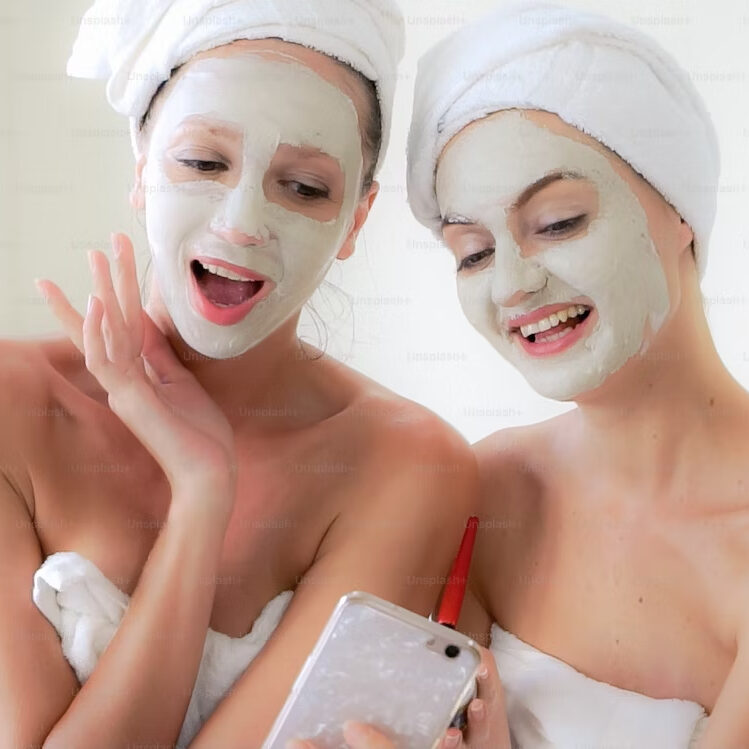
left=33, top=551, right=293, bottom=748
left=490, top=622, right=708, bottom=748
left=407, top=1, right=720, bottom=275
left=68, top=0, right=405, bottom=171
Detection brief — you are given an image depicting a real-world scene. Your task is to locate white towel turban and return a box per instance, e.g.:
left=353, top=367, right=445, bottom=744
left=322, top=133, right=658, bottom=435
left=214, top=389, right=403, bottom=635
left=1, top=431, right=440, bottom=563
left=68, top=0, right=405, bottom=174
left=407, top=1, right=721, bottom=276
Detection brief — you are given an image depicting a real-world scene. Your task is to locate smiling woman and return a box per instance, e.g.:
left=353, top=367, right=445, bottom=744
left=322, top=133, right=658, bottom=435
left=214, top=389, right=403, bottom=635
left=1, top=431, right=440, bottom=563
left=437, top=108, right=674, bottom=400
left=0, top=2, right=480, bottom=749
left=403, top=2, right=749, bottom=748
left=132, top=44, right=369, bottom=358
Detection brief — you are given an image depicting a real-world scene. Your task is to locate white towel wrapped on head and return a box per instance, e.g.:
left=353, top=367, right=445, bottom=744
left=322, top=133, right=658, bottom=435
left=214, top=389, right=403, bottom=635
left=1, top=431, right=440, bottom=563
left=68, top=0, right=405, bottom=172
left=407, top=1, right=721, bottom=276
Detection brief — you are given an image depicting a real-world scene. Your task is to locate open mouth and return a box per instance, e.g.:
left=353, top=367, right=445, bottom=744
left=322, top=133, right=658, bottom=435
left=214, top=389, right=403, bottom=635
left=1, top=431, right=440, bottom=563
left=189, top=259, right=272, bottom=326
left=509, top=303, right=594, bottom=357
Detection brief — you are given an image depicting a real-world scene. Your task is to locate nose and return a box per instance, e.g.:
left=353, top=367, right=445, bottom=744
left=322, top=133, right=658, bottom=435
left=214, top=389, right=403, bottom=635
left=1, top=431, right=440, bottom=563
left=210, top=180, right=270, bottom=246
left=491, top=230, right=547, bottom=308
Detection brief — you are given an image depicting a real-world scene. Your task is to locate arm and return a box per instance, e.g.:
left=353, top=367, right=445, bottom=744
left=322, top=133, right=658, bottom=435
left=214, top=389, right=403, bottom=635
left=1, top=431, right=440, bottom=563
left=40, top=485, right=234, bottom=749
left=0, top=445, right=232, bottom=749
left=693, top=630, right=749, bottom=749
left=19, top=235, right=241, bottom=748
left=0, top=459, right=79, bottom=749
left=191, top=418, right=479, bottom=748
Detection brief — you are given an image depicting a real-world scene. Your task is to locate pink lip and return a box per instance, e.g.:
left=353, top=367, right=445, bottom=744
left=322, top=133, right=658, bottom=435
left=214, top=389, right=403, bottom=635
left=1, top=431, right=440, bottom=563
left=188, top=264, right=275, bottom=326
left=506, top=300, right=593, bottom=330
left=193, top=255, right=271, bottom=283
left=513, top=308, right=598, bottom=358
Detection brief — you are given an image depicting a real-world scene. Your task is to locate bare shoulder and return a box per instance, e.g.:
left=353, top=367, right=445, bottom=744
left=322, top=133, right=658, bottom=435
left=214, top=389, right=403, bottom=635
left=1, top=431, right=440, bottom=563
left=344, top=387, right=476, bottom=476
left=325, top=386, right=478, bottom=537
left=470, top=415, right=571, bottom=618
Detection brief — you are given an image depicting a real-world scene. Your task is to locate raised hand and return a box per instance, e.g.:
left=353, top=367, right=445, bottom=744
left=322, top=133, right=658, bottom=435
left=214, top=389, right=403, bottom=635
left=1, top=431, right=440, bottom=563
left=35, top=233, right=237, bottom=503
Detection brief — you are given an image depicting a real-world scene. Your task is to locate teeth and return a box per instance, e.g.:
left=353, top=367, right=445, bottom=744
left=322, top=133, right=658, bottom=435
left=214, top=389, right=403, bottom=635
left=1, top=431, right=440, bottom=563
left=517, top=305, right=590, bottom=340
left=543, top=327, right=574, bottom=343
left=198, top=260, right=252, bottom=282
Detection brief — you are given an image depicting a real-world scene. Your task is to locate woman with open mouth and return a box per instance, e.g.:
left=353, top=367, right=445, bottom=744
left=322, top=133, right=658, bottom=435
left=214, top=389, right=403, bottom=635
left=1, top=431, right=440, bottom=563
left=332, top=2, right=749, bottom=748
left=409, top=3, right=749, bottom=747
left=0, top=2, right=478, bottom=748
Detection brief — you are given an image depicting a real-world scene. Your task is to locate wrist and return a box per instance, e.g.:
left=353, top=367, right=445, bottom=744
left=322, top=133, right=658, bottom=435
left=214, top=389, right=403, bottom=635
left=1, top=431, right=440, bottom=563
left=167, top=477, right=236, bottom=525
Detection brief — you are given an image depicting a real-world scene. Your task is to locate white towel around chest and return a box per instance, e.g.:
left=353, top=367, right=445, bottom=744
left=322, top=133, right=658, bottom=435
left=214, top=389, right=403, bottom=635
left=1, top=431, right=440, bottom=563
left=32, top=550, right=293, bottom=748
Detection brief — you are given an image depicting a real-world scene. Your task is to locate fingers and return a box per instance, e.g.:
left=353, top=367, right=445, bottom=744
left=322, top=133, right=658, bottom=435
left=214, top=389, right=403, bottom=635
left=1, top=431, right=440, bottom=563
left=475, top=647, right=502, bottom=707
left=438, top=728, right=464, bottom=748
left=283, top=724, right=394, bottom=749
left=82, top=295, right=117, bottom=391
left=140, top=310, right=190, bottom=386
left=342, top=721, right=395, bottom=749
left=88, top=248, right=132, bottom=366
left=462, top=647, right=511, bottom=749
left=34, top=279, right=84, bottom=352
left=111, top=233, right=145, bottom=359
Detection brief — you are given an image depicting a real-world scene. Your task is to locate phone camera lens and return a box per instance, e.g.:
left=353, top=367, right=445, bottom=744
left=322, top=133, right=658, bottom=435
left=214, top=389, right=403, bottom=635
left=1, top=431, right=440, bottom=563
left=444, top=644, right=460, bottom=659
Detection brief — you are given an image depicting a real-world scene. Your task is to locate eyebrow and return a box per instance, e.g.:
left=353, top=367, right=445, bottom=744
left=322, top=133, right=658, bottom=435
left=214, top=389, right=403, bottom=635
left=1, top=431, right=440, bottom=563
left=175, top=116, right=242, bottom=138
left=441, top=170, right=586, bottom=229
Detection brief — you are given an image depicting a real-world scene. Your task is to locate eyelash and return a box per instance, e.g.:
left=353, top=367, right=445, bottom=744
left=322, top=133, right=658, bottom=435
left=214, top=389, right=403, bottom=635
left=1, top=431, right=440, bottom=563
left=279, top=180, right=330, bottom=201
left=539, top=214, right=586, bottom=236
left=175, top=161, right=329, bottom=201
left=177, top=159, right=228, bottom=173
left=456, top=215, right=587, bottom=272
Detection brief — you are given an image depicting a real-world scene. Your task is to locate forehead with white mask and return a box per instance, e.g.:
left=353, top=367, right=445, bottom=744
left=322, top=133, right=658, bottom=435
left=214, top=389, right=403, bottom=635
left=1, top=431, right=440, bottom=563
left=436, top=110, right=670, bottom=401
left=142, top=51, right=364, bottom=359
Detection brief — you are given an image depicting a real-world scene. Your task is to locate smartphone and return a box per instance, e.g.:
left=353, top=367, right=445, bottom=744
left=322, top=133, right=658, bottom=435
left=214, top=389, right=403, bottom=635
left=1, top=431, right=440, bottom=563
left=262, top=591, right=481, bottom=749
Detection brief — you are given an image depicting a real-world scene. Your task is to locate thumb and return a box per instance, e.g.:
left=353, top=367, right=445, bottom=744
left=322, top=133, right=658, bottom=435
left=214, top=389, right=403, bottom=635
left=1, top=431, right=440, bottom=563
left=140, top=311, right=191, bottom=385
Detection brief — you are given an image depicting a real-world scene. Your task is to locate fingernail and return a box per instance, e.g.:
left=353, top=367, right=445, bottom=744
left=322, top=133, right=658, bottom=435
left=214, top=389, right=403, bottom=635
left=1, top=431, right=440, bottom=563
left=444, top=730, right=461, bottom=747
left=87, top=293, right=94, bottom=314
left=469, top=700, right=486, bottom=720
left=33, top=279, right=46, bottom=299
left=342, top=720, right=365, bottom=738
left=477, top=665, right=489, bottom=680
left=111, top=233, right=121, bottom=258
left=87, top=250, right=96, bottom=272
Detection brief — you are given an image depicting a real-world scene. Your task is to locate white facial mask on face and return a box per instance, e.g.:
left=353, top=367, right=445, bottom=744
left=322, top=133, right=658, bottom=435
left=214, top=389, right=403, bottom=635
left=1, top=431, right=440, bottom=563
left=143, top=53, right=363, bottom=359
left=436, top=111, right=670, bottom=401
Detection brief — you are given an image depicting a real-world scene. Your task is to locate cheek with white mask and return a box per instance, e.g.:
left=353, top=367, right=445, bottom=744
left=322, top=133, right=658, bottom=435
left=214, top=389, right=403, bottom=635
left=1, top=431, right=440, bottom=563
left=436, top=112, right=670, bottom=402
left=142, top=54, right=363, bottom=360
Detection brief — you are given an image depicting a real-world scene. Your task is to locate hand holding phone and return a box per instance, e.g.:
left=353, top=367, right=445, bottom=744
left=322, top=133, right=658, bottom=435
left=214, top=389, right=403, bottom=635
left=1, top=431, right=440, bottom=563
left=262, top=591, right=481, bottom=749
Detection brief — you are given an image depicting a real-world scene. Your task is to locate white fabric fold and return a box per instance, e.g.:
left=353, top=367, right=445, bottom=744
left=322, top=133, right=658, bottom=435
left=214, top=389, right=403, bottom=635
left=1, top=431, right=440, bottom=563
left=33, top=550, right=293, bottom=748
left=68, top=0, right=405, bottom=170
left=407, top=1, right=720, bottom=276
left=490, top=622, right=708, bottom=748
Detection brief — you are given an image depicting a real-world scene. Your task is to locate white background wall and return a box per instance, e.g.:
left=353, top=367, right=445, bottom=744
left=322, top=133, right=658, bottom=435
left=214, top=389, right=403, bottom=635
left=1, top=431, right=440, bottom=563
left=1, top=0, right=747, bottom=442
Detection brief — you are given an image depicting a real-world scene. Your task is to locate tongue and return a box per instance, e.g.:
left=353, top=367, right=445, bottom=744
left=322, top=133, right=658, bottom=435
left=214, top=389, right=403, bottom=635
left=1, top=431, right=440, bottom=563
left=200, top=272, right=261, bottom=307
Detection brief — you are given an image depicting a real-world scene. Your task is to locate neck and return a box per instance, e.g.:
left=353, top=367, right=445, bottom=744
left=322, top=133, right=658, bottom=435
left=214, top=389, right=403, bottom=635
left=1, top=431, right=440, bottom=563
left=569, top=267, right=747, bottom=482
left=144, top=282, right=313, bottom=424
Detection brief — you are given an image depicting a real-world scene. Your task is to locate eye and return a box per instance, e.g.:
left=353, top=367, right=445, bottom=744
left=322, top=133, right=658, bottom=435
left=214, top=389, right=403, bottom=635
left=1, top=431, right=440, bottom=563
left=280, top=180, right=330, bottom=201
left=176, top=159, right=228, bottom=173
left=539, top=214, right=586, bottom=237
left=457, top=247, right=495, bottom=272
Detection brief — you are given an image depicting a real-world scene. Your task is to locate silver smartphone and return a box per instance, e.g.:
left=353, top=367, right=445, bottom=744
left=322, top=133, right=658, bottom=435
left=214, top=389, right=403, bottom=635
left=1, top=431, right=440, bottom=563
left=262, top=591, right=481, bottom=749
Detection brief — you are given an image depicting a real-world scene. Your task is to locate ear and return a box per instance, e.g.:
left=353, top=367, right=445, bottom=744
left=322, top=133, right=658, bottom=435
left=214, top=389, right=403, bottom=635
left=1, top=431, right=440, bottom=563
left=678, top=217, right=695, bottom=257
left=336, top=181, right=380, bottom=261
left=129, top=153, right=147, bottom=212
